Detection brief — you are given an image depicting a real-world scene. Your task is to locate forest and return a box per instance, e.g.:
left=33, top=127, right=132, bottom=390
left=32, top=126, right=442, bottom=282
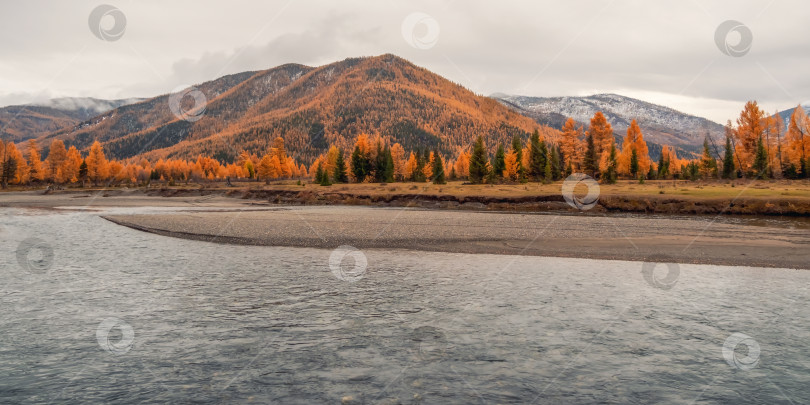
left=1, top=101, right=808, bottom=189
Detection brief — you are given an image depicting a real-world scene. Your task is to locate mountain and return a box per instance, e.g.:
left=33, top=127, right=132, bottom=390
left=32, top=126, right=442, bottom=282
left=776, top=103, right=810, bottom=129
left=493, top=93, right=726, bottom=158
left=39, top=55, right=543, bottom=163
left=0, top=97, right=142, bottom=143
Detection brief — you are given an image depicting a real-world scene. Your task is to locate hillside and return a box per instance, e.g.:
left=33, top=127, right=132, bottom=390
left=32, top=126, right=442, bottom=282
left=493, top=93, right=727, bottom=158
left=38, top=55, right=546, bottom=163
left=0, top=97, right=141, bottom=143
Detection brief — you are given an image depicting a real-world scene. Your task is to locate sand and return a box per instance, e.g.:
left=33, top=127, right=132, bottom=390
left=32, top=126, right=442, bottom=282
left=3, top=190, right=808, bottom=269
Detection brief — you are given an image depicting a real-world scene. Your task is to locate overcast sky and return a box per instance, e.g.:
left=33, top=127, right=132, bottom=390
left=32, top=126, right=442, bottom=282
left=1, top=0, right=808, bottom=123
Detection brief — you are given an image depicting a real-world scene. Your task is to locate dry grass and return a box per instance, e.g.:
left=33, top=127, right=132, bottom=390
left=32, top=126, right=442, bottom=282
left=228, top=179, right=810, bottom=201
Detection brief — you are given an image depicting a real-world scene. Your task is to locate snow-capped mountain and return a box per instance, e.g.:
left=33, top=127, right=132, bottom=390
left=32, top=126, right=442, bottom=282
left=493, top=93, right=726, bottom=157
left=776, top=103, right=810, bottom=129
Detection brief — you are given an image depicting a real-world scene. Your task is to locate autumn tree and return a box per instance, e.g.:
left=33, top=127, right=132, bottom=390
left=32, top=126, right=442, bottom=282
left=503, top=148, right=519, bottom=181
left=603, top=143, right=618, bottom=184
left=45, top=140, right=68, bottom=183
left=25, top=140, right=44, bottom=183
left=391, top=143, right=407, bottom=181
left=588, top=111, right=614, bottom=167
left=786, top=105, right=809, bottom=177
left=469, top=135, right=488, bottom=184
left=454, top=148, right=470, bottom=180
left=735, top=101, right=766, bottom=176
left=510, top=135, right=526, bottom=182
left=617, top=120, right=651, bottom=178
left=84, top=141, right=109, bottom=185
left=559, top=118, right=583, bottom=172
left=1, top=142, right=18, bottom=188
left=700, top=137, right=718, bottom=178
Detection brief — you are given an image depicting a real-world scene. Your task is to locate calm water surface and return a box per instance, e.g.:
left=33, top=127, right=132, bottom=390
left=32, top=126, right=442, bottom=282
left=1, top=206, right=808, bottom=404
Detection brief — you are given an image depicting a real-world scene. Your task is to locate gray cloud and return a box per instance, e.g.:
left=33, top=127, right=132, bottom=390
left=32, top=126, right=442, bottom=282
left=1, top=0, right=808, bottom=123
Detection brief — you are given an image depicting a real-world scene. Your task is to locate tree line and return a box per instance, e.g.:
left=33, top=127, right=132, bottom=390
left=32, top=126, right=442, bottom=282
left=2, top=100, right=807, bottom=189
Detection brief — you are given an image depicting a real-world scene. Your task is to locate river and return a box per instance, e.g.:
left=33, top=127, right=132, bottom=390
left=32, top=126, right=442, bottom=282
left=1, top=206, right=808, bottom=404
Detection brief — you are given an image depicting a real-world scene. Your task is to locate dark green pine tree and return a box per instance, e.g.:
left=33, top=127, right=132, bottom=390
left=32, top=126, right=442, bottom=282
left=333, top=149, right=349, bottom=183
left=432, top=148, right=446, bottom=184
left=469, top=135, right=489, bottom=184
left=373, top=141, right=386, bottom=182
left=383, top=146, right=394, bottom=182
left=543, top=151, right=552, bottom=182
left=79, top=160, right=88, bottom=185
left=493, top=144, right=506, bottom=178
left=511, top=135, right=527, bottom=183
left=752, top=135, right=769, bottom=179
left=528, top=130, right=544, bottom=180
left=551, top=145, right=561, bottom=181
left=657, top=151, right=669, bottom=179
left=721, top=136, right=736, bottom=179
left=604, top=144, right=618, bottom=184
left=314, top=162, right=324, bottom=184
left=646, top=163, right=656, bottom=180
left=630, top=148, right=639, bottom=178
left=1, top=156, right=17, bottom=188
left=583, top=134, right=597, bottom=177
left=351, top=145, right=369, bottom=183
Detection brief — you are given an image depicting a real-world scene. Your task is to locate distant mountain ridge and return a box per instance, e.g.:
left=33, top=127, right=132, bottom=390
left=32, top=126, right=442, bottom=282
left=776, top=103, right=810, bottom=129
left=37, top=55, right=542, bottom=163
left=493, top=93, right=726, bottom=158
left=0, top=97, right=143, bottom=143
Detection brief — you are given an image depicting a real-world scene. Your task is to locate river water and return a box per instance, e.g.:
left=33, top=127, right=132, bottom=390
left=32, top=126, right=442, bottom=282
left=1, top=206, right=808, bottom=404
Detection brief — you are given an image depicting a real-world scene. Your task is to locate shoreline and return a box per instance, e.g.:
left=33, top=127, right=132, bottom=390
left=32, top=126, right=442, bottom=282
left=3, top=190, right=809, bottom=270
left=5, top=182, right=810, bottom=216
left=100, top=204, right=810, bottom=270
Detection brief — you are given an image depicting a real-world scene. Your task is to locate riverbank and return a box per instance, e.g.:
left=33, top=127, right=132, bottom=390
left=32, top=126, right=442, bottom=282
left=4, top=178, right=810, bottom=215
left=3, top=188, right=809, bottom=269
